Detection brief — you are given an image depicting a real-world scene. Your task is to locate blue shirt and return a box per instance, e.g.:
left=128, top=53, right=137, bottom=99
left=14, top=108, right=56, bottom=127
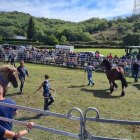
left=11, top=53, right=17, bottom=59
left=0, top=99, right=17, bottom=131
left=0, top=125, right=6, bottom=140
left=17, top=66, right=29, bottom=77
left=85, top=65, right=95, bottom=75
left=43, top=81, right=50, bottom=93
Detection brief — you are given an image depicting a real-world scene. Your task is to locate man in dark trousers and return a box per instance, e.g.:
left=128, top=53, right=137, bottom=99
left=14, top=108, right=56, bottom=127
left=132, top=61, right=139, bottom=82
left=10, top=51, right=17, bottom=67
left=85, top=62, right=95, bottom=86
left=17, top=61, right=30, bottom=94
left=0, top=85, right=18, bottom=140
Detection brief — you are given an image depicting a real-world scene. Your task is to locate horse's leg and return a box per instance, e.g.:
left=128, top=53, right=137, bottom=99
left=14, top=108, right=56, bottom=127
left=3, top=84, right=10, bottom=97
left=121, top=85, right=125, bottom=96
left=113, top=82, right=118, bottom=89
left=110, top=81, right=114, bottom=93
left=109, top=81, right=111, bottom=90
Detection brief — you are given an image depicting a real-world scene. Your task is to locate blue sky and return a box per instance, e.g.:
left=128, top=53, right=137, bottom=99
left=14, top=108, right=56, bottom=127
left=0, top=0, right=134, bottom=22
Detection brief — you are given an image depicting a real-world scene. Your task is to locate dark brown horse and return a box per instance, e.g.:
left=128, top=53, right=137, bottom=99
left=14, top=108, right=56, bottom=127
left=0, top=65, right=18, bottom=97
left=100, top=59, right=128, bottom=96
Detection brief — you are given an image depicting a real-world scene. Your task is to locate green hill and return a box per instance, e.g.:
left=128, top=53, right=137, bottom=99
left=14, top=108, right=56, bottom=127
left=0, top=11, right=139, bottom=44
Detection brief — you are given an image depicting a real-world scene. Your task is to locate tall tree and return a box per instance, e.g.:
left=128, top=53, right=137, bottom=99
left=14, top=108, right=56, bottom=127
left=27, top=17, right=36, bottom=40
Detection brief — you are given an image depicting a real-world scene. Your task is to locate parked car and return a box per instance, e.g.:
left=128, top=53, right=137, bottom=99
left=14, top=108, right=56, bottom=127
left=2, top=44, right=9, bottom=49
left=18, top=46, right=27, bottom=51
left=77, top=51, right=104, bottom=57
left=2, top=44, right=17, bottom=50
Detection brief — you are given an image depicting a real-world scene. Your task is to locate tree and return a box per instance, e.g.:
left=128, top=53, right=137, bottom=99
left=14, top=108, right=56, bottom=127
left=0, top=35, right=2, bottom=40
left=0, top=26, right=15, bottom=39
left=60, top=35, right=67, bottom=43
left=82, top=32, right=94, bottom=42
left=122, top=33, right=140, bottom=46
left=101, top=34, right=106, bottom=41
left=27, top=17, right=36, bottom=40
left=47, top=35, right=59, bottom=45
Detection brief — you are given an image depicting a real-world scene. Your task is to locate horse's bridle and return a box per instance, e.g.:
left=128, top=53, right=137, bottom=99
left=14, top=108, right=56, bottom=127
left=0, top=72, right=6, bottom=84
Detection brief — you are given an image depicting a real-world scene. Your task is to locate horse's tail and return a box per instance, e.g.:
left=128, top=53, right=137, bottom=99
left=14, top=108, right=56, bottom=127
left=119, top=72, right=128, bottom=88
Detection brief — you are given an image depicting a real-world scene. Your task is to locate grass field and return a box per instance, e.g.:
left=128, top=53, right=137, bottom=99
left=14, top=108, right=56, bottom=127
left=75, top=49, right=125, bottom=58
left=3, top=62, right=140, bottom=140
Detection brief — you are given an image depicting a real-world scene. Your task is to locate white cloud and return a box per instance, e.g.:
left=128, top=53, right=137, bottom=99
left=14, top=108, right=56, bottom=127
left=0, top=0, right=134, bottom=22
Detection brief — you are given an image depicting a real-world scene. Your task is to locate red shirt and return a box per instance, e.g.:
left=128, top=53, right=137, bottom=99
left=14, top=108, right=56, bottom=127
left=108, top=55, right=113, bottom=59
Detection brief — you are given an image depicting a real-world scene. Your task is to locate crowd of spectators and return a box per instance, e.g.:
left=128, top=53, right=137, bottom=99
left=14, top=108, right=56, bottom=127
left=1, top=46, right=140, bottom=77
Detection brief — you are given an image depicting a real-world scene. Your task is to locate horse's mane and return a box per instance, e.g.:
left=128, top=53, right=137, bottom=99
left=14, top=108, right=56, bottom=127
left=103, top=59, right=112, bottom=70
left=0, top=65, right=17, bottom=73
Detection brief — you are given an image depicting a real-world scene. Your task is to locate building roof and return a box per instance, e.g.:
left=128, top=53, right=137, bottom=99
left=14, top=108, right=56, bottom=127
left=14, top=36, right=27, bottom=40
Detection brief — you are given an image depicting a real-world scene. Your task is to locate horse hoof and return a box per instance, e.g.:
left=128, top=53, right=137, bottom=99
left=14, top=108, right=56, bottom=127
left=121, top=91, right=125, bottom=96
left=110, top=87, right=114, bottom=93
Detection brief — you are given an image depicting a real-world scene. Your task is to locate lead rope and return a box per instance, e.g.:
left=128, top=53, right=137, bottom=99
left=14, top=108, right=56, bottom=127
left=19, top=78, right=30, bottom=104
left=37, top=91, right=57, bottom=101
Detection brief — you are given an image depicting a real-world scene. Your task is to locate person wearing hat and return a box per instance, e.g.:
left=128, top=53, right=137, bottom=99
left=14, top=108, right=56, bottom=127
left=85, top=62, right=95, bottom=86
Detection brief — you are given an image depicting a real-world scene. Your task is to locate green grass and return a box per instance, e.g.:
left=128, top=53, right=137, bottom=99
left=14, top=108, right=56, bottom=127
left=75, top=48, right=125, bottom=57
left=3, top=63, right=140, bottom=140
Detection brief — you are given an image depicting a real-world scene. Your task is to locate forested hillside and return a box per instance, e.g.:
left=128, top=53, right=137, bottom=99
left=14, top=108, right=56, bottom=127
left=0, top=11, right=140, bottom=44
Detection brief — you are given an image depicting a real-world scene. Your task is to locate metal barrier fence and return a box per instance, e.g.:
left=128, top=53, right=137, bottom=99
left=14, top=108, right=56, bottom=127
left=0, top=103, right=140, bottom=139
left=1, top=49, right=140, bottom=76
left=0, top=49, right=136, bottom=71
left=0, top=102, right=84, bottom=140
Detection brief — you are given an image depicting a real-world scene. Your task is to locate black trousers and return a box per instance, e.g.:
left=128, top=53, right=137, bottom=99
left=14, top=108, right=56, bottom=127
left=43, top=93, right=54, bottom=111
left=11, top=59, right=16, bottom=67
left=19, top=76, right=25, bottom=92
left=7, top=56, right=11, bottom=63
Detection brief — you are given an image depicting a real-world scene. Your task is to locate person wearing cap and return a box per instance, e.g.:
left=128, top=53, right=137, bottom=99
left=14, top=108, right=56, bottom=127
left=132, top=61, right=140, bottom=82
left=0, top=122, right=34, bottom=140
left=85, top=62, right=95, bottom=86
left=0, top=85, right=18, bottom=140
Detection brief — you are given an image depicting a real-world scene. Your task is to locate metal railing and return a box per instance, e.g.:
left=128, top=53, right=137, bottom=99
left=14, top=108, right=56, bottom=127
left=83, top=107, right=140, bottom=140
left=0, top=102, right=84, bottom=140
left=0, top=103, right=140, bottom=139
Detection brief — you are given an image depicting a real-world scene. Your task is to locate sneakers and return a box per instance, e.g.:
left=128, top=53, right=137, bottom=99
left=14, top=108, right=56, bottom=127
left=92, top=83, right=95, bottom=87
left=46, top=106, right=50, bottom=110
left=20, top=91, right=23, bottom=94
left=88, top=84, right=90, bottom=85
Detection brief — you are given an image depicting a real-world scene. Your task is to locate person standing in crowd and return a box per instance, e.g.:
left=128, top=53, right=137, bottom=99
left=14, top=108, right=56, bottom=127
left=34, top=74, right=55, bottom=111
left=17, top=61, right=30, bottom=94
left=7, top=47, right=12, bottom=64
left=10, top=51, right=17, bottom=67
left=108, top=53, right=113, bottom=59
left=132, top=61, right=140, bottom=82
left=85, top=62, right=95, bottom=86
left=0, top=122, right=34, bottom=140
left=0, top=85, right=18, bottom=138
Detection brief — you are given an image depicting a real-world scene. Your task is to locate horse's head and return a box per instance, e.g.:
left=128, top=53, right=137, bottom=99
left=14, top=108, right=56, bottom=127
left=7, top=70, right=18, bottom=88
left=100, top=59, right=112, bottom=70
left=100, top=59, right=105, bottom=68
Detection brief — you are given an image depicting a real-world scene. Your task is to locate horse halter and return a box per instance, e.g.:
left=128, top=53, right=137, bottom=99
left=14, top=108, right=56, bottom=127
left=0, top=72, right=6, bottom=84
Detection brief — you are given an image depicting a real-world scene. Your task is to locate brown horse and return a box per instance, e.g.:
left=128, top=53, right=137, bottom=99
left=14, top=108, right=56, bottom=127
left=0, top=65, right=18, bottom=97
left=100, top=59, right=128, bottom=96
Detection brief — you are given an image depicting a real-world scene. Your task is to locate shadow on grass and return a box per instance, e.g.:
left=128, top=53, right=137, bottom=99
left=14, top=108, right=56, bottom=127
left=132, top=84, right=140, bottom=90
left=68, top=85, right=88, bottom=88
left=17, top=114, right=44, bottom=121
left=5, top=92, right=21, bottom=97
left=81, top=88, right=121, bottom=99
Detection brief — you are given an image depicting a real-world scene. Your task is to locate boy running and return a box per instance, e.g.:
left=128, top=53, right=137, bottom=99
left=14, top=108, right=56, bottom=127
left=34, top=74, right=55, bottom=111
